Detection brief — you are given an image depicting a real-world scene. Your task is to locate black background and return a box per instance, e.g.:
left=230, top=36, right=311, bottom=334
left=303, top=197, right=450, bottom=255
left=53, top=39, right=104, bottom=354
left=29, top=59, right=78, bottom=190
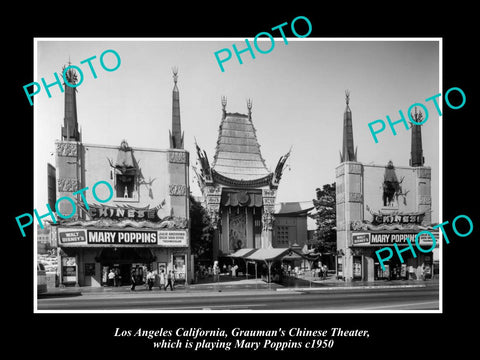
left=8, top=4, right=477, bottom=356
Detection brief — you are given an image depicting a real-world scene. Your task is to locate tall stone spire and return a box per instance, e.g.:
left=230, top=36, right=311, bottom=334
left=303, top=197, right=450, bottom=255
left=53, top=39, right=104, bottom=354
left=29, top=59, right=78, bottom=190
left=169, top=67, right=184, bottom=149
left=61, top=62, right=81, bottom=141
left=340, top=90, right=357, bottom=162
left=409, top=107, right=424, bottom=167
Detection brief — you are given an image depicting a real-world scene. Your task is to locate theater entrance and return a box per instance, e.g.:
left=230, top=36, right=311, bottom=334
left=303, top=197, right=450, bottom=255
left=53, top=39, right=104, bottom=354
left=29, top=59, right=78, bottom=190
left=96, top=247, right=155, bottom=286
left=374, top=252, right=408, bottom=280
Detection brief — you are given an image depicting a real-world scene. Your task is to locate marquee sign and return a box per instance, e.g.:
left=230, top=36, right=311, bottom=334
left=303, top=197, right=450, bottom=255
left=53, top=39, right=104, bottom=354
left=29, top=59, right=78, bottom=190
left=87, top=230, right=158, bottom=245
left=57, top=228, right=188, bottom=247
left=352, top=231, right=438, bottom=247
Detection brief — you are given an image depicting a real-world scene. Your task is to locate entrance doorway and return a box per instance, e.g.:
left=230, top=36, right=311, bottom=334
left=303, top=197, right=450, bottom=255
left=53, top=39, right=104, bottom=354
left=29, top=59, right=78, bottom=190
left=96, top=247, right=155, bottom=286
left=374, top=256, right=408, bottom=280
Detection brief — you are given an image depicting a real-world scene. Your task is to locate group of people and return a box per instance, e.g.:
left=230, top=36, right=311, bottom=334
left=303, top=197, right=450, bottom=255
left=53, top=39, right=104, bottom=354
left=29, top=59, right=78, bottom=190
left=107, top=269, right=121, bottom=287
left=130, top=269, right=175, bottom=291
left=283, top=263, right=329, bottom=279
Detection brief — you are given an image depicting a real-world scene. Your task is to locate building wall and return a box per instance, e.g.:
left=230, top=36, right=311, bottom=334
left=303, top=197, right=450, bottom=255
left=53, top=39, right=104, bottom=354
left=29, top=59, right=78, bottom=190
left=273, top=215, right=308, bottom=248
left=55, top=141, right=192, bottom=286
left=335, top=161, right=434, bottom=281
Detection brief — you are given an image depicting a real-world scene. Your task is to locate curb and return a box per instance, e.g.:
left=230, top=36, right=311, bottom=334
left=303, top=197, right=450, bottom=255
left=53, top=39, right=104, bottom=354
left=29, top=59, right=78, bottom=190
left=276, top=284, right=428, bottom=292
left=38, top=291, right=82, bottom=299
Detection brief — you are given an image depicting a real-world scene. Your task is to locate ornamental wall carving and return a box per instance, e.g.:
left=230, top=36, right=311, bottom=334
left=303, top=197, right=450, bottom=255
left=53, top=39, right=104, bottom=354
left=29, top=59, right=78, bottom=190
left=347, top=163, right=362, bottom=174
left=262, top=211, right=274, bottom=231
left=349, top=192, right=363, bottom=203
left=336, top=219, right=346, bottom=231
left=335, top=192, right=363, bottom=204
left=417, top=168, right=431, bottom=179
left=418, top=195, right=431, bottom=205
left=58, top=178, right=78, bottom=192
left=262, top=189, right=276, bottom=198
left=206, top=186, right=222, bottom=196
left=169, top=184, right=187, bottom=196
left=168, top=151, right=187, bottom=164
left=206, top=196, right=221, bottom=204
left=335, top=165, right=344, bottom=177
left=56, top=142, right=78, bottom=157
left=336, top=193, right=345, bottom=204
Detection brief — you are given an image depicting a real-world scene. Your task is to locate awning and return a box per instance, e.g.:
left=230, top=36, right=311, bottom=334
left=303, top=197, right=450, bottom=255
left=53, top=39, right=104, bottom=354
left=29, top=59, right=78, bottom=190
left=228, top=248, right=257, bottom=258
left=245, top=248, right=290, bottom=262
left=95, top=247, right=156, bottom=263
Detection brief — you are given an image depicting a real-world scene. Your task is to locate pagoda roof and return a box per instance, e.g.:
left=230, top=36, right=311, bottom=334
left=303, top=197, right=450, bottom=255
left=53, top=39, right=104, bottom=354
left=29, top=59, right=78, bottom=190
left=212, top=112, right=271, bottom=182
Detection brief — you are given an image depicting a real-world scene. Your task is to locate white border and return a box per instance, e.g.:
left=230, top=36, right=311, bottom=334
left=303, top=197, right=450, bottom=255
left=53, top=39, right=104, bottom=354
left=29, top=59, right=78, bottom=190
left=33, top=37, right=442, bottom=314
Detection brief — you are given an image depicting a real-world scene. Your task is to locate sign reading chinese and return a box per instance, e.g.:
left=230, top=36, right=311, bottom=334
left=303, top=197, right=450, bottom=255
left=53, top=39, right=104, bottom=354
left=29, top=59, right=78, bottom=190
left=88, top=202, right=165, bottom=222
left=371, top=212, right=425, bottom=225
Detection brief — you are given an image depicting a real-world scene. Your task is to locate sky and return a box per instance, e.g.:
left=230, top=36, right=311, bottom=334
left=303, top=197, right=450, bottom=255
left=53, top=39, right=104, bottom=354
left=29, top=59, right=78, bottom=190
left=34, top=38, right=440, bottom=223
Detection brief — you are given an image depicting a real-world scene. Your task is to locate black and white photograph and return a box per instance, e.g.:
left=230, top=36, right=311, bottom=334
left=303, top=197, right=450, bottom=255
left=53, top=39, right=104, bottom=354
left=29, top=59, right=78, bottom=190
left=10, top=7, right=478, bottom=356
left=33, top=38, right=441, bottom=312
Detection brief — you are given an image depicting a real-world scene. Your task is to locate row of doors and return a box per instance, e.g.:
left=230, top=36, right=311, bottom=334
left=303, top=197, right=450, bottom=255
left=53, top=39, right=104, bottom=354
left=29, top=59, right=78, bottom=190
left=102, top=264, right=147, bottom=286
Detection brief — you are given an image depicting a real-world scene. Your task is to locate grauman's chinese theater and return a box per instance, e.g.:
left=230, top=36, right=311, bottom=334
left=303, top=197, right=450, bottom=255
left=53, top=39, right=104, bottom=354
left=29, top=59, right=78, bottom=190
left=53, top=68, right=191, bottom=287
left=193, top=97, right=291, bottom=261
left=335, top=92, right=438, bottom=281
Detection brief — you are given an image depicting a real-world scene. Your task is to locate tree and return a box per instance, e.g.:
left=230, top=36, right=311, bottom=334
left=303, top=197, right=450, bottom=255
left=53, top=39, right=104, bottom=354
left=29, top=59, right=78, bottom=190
left=189, top=195, right=214, bottom=261
left=310, top=183, right=336, bottom=253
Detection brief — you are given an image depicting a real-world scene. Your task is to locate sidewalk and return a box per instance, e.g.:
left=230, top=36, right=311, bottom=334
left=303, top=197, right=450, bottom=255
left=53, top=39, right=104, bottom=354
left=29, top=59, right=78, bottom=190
left=38, top=273, right=438, bottom=298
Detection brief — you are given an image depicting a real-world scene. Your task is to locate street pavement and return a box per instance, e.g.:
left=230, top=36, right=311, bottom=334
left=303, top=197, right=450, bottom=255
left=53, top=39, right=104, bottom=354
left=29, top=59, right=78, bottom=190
left=37, top=275, right=439, bottom=311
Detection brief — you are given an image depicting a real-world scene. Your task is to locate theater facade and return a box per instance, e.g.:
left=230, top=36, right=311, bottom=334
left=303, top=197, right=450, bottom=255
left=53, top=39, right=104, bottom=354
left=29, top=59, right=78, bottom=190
left=194, top=98, right=290, bottom=260
left=53, top=68, right=191, bottom=287
left=335, top=93, right=438, bottom=281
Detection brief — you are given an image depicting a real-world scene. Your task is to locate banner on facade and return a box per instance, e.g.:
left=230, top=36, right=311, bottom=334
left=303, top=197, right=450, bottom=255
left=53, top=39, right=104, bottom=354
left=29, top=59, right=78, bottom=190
left=87, top=230, right=158, bottom=245
left=352, top=231, right=439, bottom=247
left=158, top=230, right=188, bottom=247
left=59, top=229, right=87, bottom=245
left=58, top=228, right=188, bottom=247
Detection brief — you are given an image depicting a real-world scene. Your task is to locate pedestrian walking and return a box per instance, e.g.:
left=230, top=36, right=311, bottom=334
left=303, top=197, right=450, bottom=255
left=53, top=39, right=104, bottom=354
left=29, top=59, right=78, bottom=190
left=322, top=264, right=328, bottom=280
left=213, top=261, right=220, bottom=282
left=146, top=270, right=154, bottom=290
left=114, top=268, right=120, bottom=287
left=108, top=269, right=115, bottom=287
left=130, top=271, right=136, bottom=291
left=165, top=270, right=174, bottom=291
left=159, top=270, right=166, bottom=290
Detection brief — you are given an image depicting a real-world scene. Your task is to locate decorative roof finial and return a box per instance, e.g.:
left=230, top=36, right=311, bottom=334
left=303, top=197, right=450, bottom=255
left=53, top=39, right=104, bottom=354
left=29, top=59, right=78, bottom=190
left=410, top=106, right=424, bottom=125
left=345, top=89, right=350, bottom=105
left=172, top=66, right=178, bottom=83
left=221, top=96, right=227, bottom=110
left=246, top=98, right=253, bottom=120
left=62, top=57, right=78, bottom=86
